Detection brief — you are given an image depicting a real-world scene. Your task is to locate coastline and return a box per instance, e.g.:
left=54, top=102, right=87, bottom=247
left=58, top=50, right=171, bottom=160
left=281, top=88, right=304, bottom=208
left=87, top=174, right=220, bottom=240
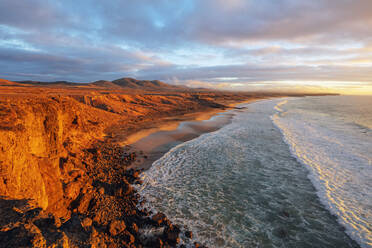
left=0, top=88, right=264, bottom=247
left=124, top=98, right=263, bottom=170
left=0, top=79, right=342, bottom=247
left=137, top=96, right=363, bottom=248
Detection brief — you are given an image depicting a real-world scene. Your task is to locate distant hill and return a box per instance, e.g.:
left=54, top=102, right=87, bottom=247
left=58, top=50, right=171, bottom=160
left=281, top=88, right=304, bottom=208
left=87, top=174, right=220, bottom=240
left=89, top=80, right=123, bottom=89
left=0, top=79, right=26, bottom=86
left=108, top=77, right=188, bottom=91
left=9, top=77, right=189, bottom=91
left=17, top=80, right=79, bottom=86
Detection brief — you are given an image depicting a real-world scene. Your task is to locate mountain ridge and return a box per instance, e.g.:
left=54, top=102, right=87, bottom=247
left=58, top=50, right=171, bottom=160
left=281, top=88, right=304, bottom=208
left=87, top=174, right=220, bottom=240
left=10, top=77, right=189, bottom=91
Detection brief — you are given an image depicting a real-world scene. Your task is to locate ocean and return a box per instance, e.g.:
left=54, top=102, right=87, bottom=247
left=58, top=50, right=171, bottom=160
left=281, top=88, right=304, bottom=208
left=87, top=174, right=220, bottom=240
left=139, top=96, right=372, bottom=248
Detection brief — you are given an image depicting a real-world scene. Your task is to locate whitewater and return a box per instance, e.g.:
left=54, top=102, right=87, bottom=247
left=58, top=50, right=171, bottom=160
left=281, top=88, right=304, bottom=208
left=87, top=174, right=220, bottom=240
left=139, top=96, right=371, bottom=247
left=272, top=96, right=371, bottom=247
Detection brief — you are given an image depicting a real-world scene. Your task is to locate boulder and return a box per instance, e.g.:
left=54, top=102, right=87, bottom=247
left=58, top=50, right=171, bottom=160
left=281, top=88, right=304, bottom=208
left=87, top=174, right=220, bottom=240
left=163, top=225, right=180, bottom=246
left=81, top=217, right=92, bottom=228
left=77, top=191, right=94, bottom=214
left=98, top=187, right=105, bottom=195
left=152, top=212, right=166, bottom=226
left=64, top=181, right=81, bottom=200
left=109, top=220, right=126, bottom=236
left=185, top=230, right=193, bottom=239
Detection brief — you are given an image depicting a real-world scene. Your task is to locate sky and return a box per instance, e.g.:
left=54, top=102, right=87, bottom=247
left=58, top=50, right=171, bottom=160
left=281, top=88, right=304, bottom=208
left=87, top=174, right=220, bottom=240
left=1, top=0, right=372, bottom=94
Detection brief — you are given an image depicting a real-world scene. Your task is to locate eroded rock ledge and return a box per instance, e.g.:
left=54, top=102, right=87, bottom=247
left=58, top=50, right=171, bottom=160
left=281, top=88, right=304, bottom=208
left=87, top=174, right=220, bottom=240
left=0, top=142, right=203, bottom=247
left=0, top=92, right=246, bottom=247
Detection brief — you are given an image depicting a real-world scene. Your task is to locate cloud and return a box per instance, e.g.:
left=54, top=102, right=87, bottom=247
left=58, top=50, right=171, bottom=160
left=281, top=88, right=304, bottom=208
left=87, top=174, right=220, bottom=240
left=137, top=63, right=372, bottom=84
left=186, top=0, right=372, bottom=45
left=0, top=1, right=75, bottom=31
left=0, top=45, right=172, bottom=81
left=0, top=0, right=371, bottom=93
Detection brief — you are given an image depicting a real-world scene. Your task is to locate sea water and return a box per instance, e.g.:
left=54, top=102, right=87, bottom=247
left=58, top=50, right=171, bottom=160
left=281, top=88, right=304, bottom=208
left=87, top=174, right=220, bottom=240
left=139, top=96, right=371, bottom=248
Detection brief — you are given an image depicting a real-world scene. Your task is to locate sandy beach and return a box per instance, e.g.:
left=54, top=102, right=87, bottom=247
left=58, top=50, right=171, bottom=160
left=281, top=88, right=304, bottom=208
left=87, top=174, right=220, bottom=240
left=0, top=79, right=334, bottom=247
left=126, top=98, right=262, bottom=170
left=0, top=79, right=271, bottom=247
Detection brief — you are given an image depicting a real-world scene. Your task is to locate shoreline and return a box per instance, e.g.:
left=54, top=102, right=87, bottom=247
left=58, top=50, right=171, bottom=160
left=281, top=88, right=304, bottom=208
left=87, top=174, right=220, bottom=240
left=0, top=85, right=272, bottom=247
left=124, top=98, right=263, bottom=170
left=121, top=98, right=259, bottom=146
left=0, top=80, right=341, bottom=247
left=135, top=96, right=363, bottom=248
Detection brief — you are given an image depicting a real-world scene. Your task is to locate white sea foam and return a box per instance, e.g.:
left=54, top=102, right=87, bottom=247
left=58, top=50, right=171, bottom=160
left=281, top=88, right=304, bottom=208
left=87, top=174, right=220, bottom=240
left=272, top=97, right=372, bottom=248
left=139, top=97, right=363, bottom=248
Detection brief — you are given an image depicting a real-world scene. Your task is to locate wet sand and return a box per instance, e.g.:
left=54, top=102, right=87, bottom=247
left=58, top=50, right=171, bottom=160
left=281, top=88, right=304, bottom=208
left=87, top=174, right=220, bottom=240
left=127, top=98, right=262, bottom=169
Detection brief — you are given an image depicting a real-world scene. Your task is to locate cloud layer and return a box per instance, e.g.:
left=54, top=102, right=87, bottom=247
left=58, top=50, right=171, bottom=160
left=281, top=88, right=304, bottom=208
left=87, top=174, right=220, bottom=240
left=1, top=0, right=372, bottom=93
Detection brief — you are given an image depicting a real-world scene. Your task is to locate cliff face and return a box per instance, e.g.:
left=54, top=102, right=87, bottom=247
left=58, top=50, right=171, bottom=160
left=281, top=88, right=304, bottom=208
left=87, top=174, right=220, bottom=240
left=0, top=90, right=243, bottom=212
left=0, top=96, right=117, bottom=218
left=0, top=83, right=249, bottom=247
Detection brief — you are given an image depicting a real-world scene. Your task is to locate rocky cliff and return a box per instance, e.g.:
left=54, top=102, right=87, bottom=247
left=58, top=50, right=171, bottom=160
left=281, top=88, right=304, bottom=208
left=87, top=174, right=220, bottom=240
left=0, top=81, right=249, bottom=247
left=0, top=95, right=118, bottom=218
